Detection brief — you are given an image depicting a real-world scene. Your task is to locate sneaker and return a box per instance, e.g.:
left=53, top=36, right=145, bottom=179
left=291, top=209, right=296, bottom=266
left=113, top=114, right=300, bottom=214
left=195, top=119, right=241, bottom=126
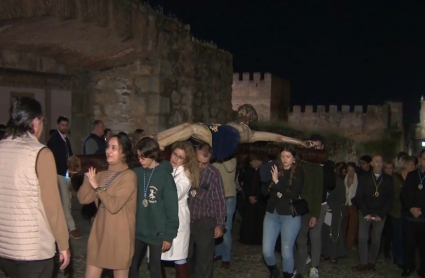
left=293, top=270, right=303, bottom=278
left=309, top=267, right=319, bottom=278
left=306, top=255, right=311, bottom=265
left=70, top=229, right=82, bottom=240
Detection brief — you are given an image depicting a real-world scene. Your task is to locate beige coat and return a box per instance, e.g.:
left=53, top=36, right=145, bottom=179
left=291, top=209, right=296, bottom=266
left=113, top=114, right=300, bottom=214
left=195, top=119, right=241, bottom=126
left=78, top=162, right=137, bottom=269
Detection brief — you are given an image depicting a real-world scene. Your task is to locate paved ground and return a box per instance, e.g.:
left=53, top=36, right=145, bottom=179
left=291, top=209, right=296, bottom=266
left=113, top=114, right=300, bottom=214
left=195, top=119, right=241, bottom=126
left=0, top=197, right=421, bottom=278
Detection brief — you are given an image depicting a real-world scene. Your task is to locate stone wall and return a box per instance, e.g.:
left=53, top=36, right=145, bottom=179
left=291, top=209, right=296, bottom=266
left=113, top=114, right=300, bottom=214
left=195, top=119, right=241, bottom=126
left=326, top=140, right=357, bottom=163
left=0, top=0, right=234, bottom=154
left=232, top=72, right=290, bottom=121
left=287, top=103, right=402, bottom=141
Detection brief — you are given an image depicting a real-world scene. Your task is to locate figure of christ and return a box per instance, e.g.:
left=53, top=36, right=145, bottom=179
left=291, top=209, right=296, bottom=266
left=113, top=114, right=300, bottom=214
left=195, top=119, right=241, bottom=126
left=154, top=122, right=314, bottom=152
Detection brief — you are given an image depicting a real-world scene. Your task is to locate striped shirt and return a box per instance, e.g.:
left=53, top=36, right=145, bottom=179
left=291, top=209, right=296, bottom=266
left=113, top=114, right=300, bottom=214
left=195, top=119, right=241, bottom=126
left=188, top=164, right=226, bottom=229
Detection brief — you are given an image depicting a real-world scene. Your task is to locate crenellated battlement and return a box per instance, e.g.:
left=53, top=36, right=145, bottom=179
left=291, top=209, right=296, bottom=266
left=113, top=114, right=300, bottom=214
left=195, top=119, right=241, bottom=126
left=287, top=102, right=402, bottom=142
left=289, top=104, right=388, bottom=114
left=233, top=72, right=272, bottom=83
left=232, top=72, right=290, bottom=121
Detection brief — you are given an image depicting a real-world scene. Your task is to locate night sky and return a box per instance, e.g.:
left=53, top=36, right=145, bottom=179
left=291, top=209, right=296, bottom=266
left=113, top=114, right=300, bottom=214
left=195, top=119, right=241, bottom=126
left=146, top=0, right=425, bottom=123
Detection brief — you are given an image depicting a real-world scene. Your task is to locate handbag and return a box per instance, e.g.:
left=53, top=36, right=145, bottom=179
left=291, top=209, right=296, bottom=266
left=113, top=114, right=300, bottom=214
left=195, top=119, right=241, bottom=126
left=289, top=197, right=309, bottom=217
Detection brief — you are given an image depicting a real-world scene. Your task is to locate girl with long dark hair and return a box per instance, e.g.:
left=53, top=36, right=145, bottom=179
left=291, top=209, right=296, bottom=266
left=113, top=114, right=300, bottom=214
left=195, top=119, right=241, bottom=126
left=78, top=133, right=137, bottom=278
left=262, top=144, right=304, bottom=278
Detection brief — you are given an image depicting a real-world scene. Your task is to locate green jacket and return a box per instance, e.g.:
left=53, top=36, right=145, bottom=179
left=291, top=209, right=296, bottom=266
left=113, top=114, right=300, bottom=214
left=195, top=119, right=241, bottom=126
left=133, top=161, right=179, bottom=245
left=301, top=161, right=324, bottom=219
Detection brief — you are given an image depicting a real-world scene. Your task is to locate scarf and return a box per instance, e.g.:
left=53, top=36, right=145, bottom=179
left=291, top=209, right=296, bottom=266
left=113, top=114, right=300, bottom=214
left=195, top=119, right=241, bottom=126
left=344, top=173, right=358, bottom=206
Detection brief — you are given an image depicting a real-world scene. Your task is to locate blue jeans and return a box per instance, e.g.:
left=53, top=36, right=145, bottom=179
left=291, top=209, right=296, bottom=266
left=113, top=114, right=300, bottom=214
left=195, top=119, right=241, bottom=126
left=215, top=196, right=237, bottom=262
left=262, top=211, right=301, bottom=273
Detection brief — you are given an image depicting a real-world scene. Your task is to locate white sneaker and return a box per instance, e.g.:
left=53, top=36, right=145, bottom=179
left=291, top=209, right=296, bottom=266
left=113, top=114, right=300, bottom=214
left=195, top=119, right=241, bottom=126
left=309, top=267, right=319, bottom=278
left=306, top=255, right=311, bottom=265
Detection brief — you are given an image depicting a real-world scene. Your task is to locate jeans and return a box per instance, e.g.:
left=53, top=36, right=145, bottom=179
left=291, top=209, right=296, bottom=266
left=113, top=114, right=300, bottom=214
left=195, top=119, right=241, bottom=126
left=263, top=211, right=301, bottom=273
left=215, top=196, right=236, bottom=262
left=58, top=175, right=76, bottom=231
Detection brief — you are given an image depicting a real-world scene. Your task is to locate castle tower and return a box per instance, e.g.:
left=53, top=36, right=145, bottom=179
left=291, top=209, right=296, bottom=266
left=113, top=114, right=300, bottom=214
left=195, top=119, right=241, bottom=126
left=420, top=96, right=425, bottom=125
left=231, top=72, right=290, bottom=121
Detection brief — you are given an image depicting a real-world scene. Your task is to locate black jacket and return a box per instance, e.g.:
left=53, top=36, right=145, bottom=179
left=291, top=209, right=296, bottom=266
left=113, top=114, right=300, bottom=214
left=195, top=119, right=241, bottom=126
left=262, top=167, right=304, bottom=216
left=47, top=131, right=73, bottom=176
left=355, top=172, right=394, bottom=219
left=241, top=166, right=262, bottom=200
left=83, top=133, right=106, bottom=155
left=401, top=169, right=425, bottom=222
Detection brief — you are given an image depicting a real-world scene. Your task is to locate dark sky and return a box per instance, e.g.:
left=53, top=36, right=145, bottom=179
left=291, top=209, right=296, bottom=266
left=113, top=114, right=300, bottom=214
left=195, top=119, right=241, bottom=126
left=146, top=0, right=425, bottom=123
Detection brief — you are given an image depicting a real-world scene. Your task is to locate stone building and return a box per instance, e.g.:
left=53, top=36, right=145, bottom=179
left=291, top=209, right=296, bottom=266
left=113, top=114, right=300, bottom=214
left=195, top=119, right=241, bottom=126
left=232, top=71, right=403, bottom=143
left=410, top=96, right=425, bottom=154
left=232, top=72, right=290, bottom=121
left=0, top=0, right=234, bottom=153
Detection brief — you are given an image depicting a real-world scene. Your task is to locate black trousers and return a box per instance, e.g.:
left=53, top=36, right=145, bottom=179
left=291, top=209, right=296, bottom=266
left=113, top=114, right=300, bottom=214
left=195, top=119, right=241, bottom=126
left=129, top=239, right=163, bottom=278
left=188, top=218, right=216, bottom=278
left=381, top=215, right=393, bottom=256
left=404, top=220, right=425, bottom=275
left=0, top=257, right=54, bottom=278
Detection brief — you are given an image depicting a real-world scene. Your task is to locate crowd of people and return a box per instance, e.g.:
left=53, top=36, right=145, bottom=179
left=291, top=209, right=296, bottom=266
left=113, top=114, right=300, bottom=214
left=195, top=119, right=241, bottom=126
left=0, top=98, right=424, bottom=278
left=236, top=145, right=425, bottom=278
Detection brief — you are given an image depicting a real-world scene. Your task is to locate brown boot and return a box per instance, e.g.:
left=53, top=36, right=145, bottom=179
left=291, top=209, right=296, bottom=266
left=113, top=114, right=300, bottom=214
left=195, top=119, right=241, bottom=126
left=175, top=263, right=189, bottom=278
left=368, top=263, right=376, bottom=271
left=353, top=264, right=369, bottom=271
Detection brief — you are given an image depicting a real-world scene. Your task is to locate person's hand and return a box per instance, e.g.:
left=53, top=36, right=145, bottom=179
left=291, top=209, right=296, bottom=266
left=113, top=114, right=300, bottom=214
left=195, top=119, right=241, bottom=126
left=249, top=196, right=257, bottom=204
left=309, top=217, right=317, bottom=228
left=270, top=165, right=279, bottom=184
left=410, top=207, right=422, bottom=218
left=364, top=214, right=372, bottom=221
left=373, top=216, right=382, bottom=222
left=85, top=167, right=99, bottom=189
left=59, top=249, right=71, bottom=270
left=214, top=226, right=223, bottom=238
left=162, top=241, right=172, bottom=252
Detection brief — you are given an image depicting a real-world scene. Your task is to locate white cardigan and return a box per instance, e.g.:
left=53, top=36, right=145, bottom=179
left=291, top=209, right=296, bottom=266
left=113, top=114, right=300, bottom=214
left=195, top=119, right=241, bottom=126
left=344, top=173, right=358, bottom=206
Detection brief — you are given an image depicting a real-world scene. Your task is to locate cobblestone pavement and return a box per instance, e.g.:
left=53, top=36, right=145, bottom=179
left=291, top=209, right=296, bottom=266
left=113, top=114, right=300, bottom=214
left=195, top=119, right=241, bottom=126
left=0, top=198, right=420, bottom=278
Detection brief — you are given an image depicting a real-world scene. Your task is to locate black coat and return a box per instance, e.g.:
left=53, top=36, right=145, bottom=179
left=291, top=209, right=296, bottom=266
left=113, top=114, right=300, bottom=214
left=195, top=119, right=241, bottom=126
left=401, top=169, right=425, bottom=222
left=355, top=172, right=394, bottom=219
left=261, top=167, right=304, bottom=216
left=47, top=130, right=73, bottom=176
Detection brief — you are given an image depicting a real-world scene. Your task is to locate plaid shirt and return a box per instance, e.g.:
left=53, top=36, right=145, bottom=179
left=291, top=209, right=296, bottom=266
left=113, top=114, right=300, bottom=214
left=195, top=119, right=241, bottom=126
left=188, top=164, right=226, bottom=229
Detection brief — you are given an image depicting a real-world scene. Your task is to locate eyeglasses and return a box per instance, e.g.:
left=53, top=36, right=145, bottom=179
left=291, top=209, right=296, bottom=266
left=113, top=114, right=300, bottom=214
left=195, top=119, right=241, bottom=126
left=172, top=152, right=186, bottom=161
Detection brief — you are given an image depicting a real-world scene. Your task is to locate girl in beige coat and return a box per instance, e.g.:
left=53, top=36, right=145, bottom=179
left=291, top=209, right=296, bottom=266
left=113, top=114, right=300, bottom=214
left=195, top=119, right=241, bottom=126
left=78, top=134, right=137, bottom=278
